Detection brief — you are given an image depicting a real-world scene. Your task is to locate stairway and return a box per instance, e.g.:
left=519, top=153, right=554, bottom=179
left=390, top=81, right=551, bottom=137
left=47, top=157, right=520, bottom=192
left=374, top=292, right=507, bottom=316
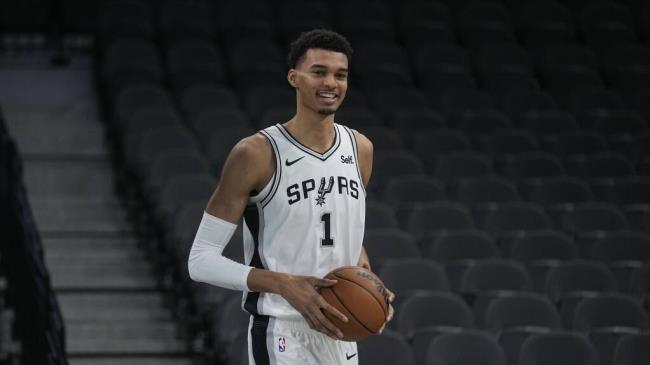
left=0, top=54, right=194, bottom=365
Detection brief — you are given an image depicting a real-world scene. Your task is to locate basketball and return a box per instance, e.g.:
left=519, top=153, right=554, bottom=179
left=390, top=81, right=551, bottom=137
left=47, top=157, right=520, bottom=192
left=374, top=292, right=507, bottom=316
left=319, top=266, right=390, bottom=341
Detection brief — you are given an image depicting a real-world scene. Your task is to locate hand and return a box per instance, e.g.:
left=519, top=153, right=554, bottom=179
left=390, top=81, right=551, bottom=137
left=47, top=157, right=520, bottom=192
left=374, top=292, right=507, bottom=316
left=278, top=275, right=349, bottom=340
left=378, top=287, right=395, bottom=335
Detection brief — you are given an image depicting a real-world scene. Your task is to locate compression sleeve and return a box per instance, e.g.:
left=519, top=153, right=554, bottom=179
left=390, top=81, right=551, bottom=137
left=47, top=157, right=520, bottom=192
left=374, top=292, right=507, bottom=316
left=187, top=212, right=252, bottom=291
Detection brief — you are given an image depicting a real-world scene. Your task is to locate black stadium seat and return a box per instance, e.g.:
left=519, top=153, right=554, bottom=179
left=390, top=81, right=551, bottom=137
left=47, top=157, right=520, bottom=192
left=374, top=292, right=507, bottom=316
left=519, top=332, right=600, bottom=365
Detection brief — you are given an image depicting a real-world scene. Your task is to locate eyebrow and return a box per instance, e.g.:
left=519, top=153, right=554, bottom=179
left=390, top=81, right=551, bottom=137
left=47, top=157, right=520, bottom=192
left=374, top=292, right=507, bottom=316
left=309, top=64, right=349, bottom=73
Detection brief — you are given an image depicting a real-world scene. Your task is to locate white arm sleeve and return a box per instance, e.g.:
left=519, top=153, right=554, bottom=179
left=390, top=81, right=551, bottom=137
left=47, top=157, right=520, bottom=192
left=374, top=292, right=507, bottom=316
left=187, top=212, right=253, bottom=291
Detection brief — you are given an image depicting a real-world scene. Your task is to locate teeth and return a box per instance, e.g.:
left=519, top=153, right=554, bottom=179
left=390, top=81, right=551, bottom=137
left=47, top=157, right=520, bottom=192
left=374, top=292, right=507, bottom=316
left=318, top=92, right=336, bottom=98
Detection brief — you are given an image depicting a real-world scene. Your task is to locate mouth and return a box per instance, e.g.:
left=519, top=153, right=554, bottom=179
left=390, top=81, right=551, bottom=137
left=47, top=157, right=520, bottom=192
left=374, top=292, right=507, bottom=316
left=316, top=90, right=338, bottom=104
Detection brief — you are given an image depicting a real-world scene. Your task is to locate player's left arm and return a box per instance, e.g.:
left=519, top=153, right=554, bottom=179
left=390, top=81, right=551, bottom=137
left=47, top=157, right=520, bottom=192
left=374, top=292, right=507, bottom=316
left=352, top=129, right=394, bottom=329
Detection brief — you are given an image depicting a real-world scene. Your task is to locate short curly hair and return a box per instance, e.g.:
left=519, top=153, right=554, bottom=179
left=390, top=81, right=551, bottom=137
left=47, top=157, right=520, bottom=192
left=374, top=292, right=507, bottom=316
left=287, top=29, right=353, bottom=69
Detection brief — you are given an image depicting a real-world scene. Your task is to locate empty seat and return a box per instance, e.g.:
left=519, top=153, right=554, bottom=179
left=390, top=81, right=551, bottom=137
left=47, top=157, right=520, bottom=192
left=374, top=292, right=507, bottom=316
left=379, top=258, right=450, bottom=297
left=387, top=109, right=446, bottom=136
left=566, top=153, right=636, bottom=179
left=372, top=151, right=425, bottom=191
left=158, top=0, right=214, bottom=43
left=549, top=130, right=609, bottom=157
left=457, top=111, right=513, bottom=136
left=426, top=329, right=507, bottom=365
left=382, top=175, right=446, bottom=207
left=243, top=85, right=294, bottom=122
left=486, top=293, right=562, bottom=365
left=365, top=201, right=399, bottom=229
left=460, top=259, right=533, bottom=326
left=483, top=202, right=553, bottom=242
left=165, top=40, right=227, bottom=91
left=104, top=39, right=164, bottom=94
left=100, top=0, right=155, bottom=44
left=398, top=292, right=474, bottom=338
left=218, top=1, right=274, bottom=45
left=399, top=2, right=455, bottom=49
left=502, top=152, right=565, bottom=180
left=457, top=3, right=516, bottom=46
left=180, top=84, right=240, bottom=121
left=613, top=333, right=650, bottom=365
left=215, top=296, right=250, bottom=344
left=354, top=42, right=413, bottom=89
left=602, top=45, right=650, bottom=89
left=438, top=90, right=496, bottom=119
left=578, top=2, right=638, bottom=49
left=519, top=332, right=600, bottom=365
left=518, top=1, right=576, bottom=47
left=510, top=230, right=579, bottom=291
left=545, top=260, right=618, bottom=326
left=277, top=1, right=332, bottom=44
left=520, top=111, right=579, bottom=135
left=500, top=90, right=559, bottom=119
left=430, top=152, right=493, bottom=182
left=114, top=84, right=174, bottom=124
left=476, top=43, right=533, bottom=78
left=229, top=41, right=285, bottom=90
left=606, top=177, right=650, bottom=205
left=592, top=231, right=650, bottom=290
left=364, top=228, right=420, bottom=270
left=528, top=176, right=594, bottom=205
left=338, top=1, right=395, bottom=44
left=358, top=329, right=415, bottom=365
left=481, top=129, right=539, bottom=158
left=405, top=202, right=475, bottom=240
left=193, top=108, right=253, bottom=140
left=413, top=129, right=472, bottom=157
left=368, top=88, right=430, bottom=120
left=455, top=176, right=520, bottom=206
left=424, top=229, right=499, bottom=291
left=573, top=293, right=649, bottom=365
left=361, top=127, right=403, bottom=151
left=569, top=89, right=625, bottom=116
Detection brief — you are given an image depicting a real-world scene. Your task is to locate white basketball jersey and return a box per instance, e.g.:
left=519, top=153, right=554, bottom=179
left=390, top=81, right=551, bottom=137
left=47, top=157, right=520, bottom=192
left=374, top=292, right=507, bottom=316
left=242, top=123, right=366, bottom=319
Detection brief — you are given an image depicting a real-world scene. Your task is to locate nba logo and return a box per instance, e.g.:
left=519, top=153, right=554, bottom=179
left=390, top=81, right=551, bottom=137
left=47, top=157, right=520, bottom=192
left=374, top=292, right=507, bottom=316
left=278, top=337, right=286, bottom=352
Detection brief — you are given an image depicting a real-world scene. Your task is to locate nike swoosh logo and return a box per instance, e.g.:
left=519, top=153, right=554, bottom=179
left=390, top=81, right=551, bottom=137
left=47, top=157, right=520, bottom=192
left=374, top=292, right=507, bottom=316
left=285, top=156, right=305, bottom=166
left=346, top=353, right=357, bottom=360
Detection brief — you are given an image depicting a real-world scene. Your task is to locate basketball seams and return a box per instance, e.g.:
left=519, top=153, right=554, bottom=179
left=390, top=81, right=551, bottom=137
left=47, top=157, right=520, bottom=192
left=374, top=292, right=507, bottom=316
left=322, top=287, right=374, bottom=336
left=331, top=272, right=389, bottom=318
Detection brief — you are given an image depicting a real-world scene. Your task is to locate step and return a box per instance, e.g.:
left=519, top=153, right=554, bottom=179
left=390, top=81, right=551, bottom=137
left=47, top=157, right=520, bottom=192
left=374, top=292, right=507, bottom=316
left=66, top=321, right=185, bottom=355
left=58, top=293, right=171, bottom=322
left=44, top=237, right=142, bottom=261
left=68, top=357, right=194, bottom=365
left=22, top=159, right=116, bottom=199
left=29, top=198, right=130, bottom=234
left=49, top=263, right=156, bottom=290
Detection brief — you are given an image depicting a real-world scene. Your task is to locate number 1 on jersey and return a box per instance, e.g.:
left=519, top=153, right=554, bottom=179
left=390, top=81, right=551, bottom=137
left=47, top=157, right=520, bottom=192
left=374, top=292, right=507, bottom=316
left=321, top=212, right=334, bottom=247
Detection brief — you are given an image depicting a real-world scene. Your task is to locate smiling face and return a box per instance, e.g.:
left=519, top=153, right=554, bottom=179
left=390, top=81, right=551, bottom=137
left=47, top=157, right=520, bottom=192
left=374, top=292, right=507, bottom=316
left=288, top=48, right=349, bottom=116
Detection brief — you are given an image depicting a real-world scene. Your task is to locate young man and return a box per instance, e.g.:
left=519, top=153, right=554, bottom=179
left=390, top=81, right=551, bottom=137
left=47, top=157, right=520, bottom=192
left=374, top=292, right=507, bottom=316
left=188, top=29, right=394, bottom=365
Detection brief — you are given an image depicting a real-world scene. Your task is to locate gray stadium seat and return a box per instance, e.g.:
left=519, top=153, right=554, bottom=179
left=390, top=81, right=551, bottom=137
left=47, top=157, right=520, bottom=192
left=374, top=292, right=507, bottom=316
left=518, top=332, right=600, bottom=365
left=426, top=329, right=506, bottom=365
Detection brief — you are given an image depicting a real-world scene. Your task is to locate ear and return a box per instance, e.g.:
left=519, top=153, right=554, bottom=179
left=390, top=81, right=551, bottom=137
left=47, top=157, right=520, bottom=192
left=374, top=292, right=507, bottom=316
left=287, top=69, right=298, bottom=88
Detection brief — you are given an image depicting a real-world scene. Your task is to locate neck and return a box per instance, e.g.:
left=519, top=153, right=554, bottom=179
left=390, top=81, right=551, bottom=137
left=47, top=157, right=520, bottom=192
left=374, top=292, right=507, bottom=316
left=284, top=108, right=336, bottom=154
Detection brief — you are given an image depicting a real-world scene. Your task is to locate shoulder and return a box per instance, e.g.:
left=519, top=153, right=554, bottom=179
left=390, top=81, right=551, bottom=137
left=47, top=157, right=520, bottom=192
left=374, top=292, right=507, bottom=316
left=229, top=132, right=273, bottom=165
left=221, top=132, right=274, bottom=190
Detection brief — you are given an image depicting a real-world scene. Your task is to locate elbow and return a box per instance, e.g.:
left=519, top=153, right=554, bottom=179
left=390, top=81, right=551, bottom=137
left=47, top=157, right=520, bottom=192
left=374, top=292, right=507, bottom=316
left=187, top=255, right=200, bottom=282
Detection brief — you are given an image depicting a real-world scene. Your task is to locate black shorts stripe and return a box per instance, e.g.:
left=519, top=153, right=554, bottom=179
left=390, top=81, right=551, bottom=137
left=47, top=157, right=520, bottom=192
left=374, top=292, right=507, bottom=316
left=244, top=204, right=264, bottom=315
left=251, top=315, right=270, bottom=365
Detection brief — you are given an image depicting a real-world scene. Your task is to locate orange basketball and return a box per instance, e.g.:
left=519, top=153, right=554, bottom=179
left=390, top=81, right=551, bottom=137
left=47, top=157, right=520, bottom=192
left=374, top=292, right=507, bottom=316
left=319, top=266, right=390, bottom=342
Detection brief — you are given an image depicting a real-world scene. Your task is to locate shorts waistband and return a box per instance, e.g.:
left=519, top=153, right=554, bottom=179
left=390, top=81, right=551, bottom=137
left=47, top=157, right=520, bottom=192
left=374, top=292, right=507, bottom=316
left=253, top=314, right=319, bottom=335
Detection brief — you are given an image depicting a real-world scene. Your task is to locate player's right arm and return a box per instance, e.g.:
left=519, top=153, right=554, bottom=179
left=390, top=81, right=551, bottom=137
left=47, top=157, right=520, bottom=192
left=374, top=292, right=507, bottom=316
left=188, top=133, right=347, bottom=339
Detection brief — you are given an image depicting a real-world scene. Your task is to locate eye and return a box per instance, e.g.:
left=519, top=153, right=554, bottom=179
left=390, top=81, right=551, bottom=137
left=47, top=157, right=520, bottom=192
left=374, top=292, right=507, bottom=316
left=336, top=73, right=348, bottom=80
left=313, top=70, right=325, bottom=76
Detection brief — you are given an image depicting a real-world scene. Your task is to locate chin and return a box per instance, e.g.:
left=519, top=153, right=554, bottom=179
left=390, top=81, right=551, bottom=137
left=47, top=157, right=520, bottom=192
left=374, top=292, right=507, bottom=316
left=317, top=107, right=337, bottom=116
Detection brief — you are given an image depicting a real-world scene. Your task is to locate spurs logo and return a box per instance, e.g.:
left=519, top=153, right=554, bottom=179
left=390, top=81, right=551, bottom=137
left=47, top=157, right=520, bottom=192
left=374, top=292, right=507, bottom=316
left=316, top=176, right=334, bottom=206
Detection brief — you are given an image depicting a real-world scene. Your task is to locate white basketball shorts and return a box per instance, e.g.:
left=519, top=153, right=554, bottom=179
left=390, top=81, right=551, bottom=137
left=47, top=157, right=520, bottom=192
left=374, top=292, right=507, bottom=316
left=247, top=315, right=359, bottom=365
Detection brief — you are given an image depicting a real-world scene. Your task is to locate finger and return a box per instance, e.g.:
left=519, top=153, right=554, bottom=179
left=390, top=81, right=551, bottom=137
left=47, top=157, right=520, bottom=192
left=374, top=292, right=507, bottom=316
left=313, top=306, right=344, bottom=339
left=320, top=299, right=348, bottom=323
left=386, top=288, right=395, bottom=303
left=378, top=323, right=386, bottom=335
left=387, top=304, right=394, bottom=322
left=313, top=278, right=338, bottom=288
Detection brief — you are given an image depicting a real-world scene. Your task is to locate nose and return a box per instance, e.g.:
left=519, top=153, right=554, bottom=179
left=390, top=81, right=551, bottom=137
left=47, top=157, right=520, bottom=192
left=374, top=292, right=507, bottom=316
left=323, top=73, right=336, bottom=88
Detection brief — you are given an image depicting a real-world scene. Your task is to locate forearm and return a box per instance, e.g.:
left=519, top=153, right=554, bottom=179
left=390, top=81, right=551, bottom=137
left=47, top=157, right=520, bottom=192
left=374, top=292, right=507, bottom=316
left=247, top=267, right=291, bottom=294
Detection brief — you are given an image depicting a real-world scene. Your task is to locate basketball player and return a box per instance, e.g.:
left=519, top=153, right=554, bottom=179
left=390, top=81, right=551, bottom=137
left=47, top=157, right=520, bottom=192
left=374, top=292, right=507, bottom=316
left=188, top=29, right=394, bottom=364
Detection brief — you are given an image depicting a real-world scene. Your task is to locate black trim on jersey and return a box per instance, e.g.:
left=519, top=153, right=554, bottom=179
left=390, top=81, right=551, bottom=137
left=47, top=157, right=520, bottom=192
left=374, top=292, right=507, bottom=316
left=259, top=130, right=282, bottom=208
left=343, top=125, right=367, bottom=196
left=244, top=204, right=264, bottom=316
left=275, top=123, right=341, bottom=161
left=251, top=314, right=271, bottom=365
